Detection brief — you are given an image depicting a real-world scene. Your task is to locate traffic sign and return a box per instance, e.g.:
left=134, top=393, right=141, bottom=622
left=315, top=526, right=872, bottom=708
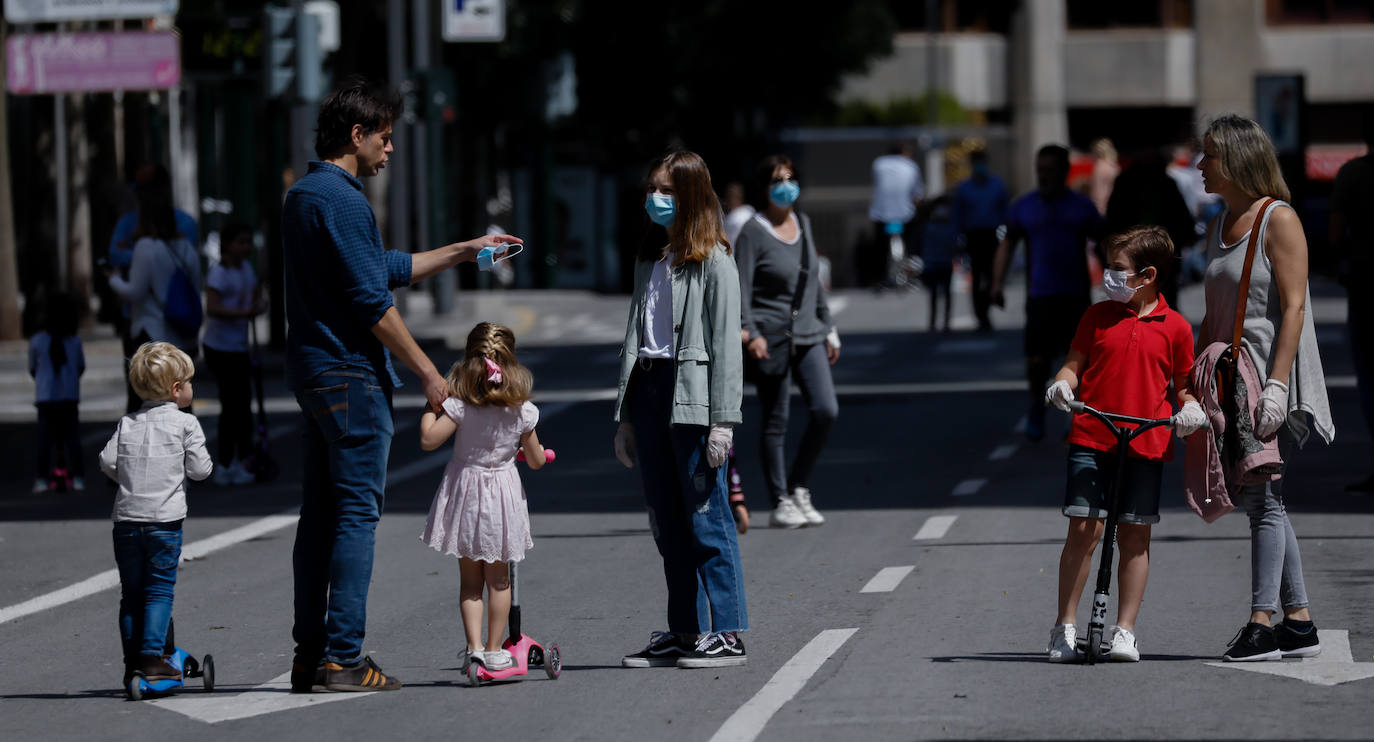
left=3, top=0, right=177, bottom=23
left=442, top=0, right=504, bottom=43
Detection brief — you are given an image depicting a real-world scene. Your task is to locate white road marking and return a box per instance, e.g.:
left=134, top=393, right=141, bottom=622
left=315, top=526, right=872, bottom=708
left=148, top=671, right=374, bottom=723
left=1206, top=631, right=1374, bottom=687
left=913, top=514, right=958, bottom=541
left=709, top=628, right=859, bottom=742
left=952, top=478, right=986, bottom=497
left=0, top=403, right=572, bottom=625
left=988, top=443, right=1017, bottom=460
left=860, top=566, right=915, bottom=593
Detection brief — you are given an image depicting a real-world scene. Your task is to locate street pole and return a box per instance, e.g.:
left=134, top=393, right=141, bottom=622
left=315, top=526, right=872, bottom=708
left=387, top=0, right=411, bottom=313
left=0, top=22, right=22, bottom=339
left=411, top=0, right=451, bottom=314
left=55, top=91, right=69, bottom=292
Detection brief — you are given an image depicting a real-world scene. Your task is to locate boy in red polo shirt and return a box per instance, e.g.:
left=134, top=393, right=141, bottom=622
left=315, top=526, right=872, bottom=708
left=1042, top=225, right=1207, bottom=663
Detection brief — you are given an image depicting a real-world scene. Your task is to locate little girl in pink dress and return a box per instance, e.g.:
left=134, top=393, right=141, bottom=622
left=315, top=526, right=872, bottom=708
left=420, top=322, right=549, bottom=673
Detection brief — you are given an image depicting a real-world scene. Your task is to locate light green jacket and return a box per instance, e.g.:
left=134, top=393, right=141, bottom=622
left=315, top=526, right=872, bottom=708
left=613, top=244, right=743, bottom=427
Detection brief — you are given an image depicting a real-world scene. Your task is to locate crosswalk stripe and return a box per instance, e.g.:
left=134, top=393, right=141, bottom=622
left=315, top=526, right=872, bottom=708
left=913, top=515, right=958, bottom=541
left=860, top=566, right=915, bottom=593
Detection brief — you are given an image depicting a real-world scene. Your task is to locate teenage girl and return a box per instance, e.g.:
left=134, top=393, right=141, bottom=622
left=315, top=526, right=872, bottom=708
left=419, top=322, right=548, bottom=672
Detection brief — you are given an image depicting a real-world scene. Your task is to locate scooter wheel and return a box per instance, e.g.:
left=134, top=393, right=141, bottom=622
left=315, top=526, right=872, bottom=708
left=544, top=645, right=561, bottom=680
left=202, top=655, right=215, bottom=692
left=466, top=662, right=482, bottom=687
left=183, top=656, right=200, bottom=677
left=1086, top=626, right=1104, bottom=665
left=127, top=675, right=144, bottom=701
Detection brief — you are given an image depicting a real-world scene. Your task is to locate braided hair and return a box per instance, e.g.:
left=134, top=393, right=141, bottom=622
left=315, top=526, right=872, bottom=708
left=446, top=322, right=533, bottom=407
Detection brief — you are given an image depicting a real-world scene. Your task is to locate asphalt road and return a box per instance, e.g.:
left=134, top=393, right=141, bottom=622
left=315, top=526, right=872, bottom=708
left=2, top=285, right=1373, bottom=741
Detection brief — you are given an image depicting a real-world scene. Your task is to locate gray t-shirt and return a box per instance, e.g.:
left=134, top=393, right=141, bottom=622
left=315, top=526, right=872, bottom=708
left=1200, top=201, right=1333, bottom=446
left=735, top=212, right=833, bottom=346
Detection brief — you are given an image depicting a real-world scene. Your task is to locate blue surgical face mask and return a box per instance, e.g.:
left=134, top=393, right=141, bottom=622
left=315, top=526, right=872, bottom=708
left=645, top=193, right=675, bottom=227
left=769, top=180, right=801, bottom=208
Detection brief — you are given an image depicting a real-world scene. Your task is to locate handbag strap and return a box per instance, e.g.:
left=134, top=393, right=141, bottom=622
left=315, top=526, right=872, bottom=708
left=1230, top=197, right=1276, bottom=360
left=786, top=212, right=812, bottom=333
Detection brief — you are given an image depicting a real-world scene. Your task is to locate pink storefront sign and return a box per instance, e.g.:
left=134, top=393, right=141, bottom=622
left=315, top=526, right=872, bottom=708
left=6, top=31, right=180, bottom=95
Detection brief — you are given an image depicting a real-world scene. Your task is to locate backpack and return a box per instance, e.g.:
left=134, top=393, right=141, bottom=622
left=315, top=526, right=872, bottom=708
left=162, top=241, right=203, bottom=338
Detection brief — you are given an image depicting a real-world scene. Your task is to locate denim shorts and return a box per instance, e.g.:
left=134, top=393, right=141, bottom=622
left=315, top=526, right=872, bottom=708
left=1063, top=445, right=1163, bottom=525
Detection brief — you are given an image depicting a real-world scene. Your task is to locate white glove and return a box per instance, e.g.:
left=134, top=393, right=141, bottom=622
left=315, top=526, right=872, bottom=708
left=1254, top=379, right=1288, bottom=439
left=1172, top=400, right=1208, bottom=438
left=1045, top=379, right=1075, bottom=412
left=614, top=422, right=636, bottom=469
left=706, top=425, right=733, bottom=469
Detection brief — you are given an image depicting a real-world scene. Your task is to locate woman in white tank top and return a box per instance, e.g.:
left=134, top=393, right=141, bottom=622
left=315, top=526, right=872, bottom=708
left=1196, top=115, right=1332, bottom=662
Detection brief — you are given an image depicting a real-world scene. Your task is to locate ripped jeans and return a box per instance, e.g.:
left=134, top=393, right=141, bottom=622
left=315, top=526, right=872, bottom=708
left=628, top=360, right=748, bottom=635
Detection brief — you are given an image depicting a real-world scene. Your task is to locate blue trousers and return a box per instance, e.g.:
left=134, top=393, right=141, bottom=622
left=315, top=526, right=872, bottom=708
left=113, top=521, right=182, bottom=661
left=627, top=361, right=748, bottom=634
left=292, top=369, right=394, bottom=664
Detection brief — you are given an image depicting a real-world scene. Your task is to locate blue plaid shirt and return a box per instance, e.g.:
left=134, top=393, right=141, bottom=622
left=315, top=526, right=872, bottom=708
left=282, top=161, right=412, bottom=390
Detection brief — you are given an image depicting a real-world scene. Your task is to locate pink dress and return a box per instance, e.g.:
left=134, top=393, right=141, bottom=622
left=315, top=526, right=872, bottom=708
left=421, top=397, right=538, bottom=563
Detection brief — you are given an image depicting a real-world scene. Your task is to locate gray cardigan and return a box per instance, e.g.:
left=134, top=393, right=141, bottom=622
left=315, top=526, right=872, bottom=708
left=614, top=244, right=744, bottom=427
left=734, top=212, right=834, bottom=345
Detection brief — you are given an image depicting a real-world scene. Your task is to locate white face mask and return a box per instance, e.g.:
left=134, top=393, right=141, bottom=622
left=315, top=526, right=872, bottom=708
left=1102, top=269, right=1140, bottom=303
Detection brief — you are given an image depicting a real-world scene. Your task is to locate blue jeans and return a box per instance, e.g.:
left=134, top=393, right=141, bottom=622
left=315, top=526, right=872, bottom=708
left=113, top=521, right=182, bottom=660
left=627, top=361, right=748, bottom=635
left=293, top=369, right=394, bottom=664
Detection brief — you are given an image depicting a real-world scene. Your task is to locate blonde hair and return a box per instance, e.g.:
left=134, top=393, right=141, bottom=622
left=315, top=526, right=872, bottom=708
left=1203, top=114, right=1291, bottom=202
left=644, top=150, right=729, bottom=266
left=128, top=341, right=194, bottom=401
left=447, top=322, right=533, bottom=407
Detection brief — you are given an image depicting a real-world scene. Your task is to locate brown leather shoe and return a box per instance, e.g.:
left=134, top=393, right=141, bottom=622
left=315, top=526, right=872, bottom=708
left=139, top=655, right=182, bottom=681
left=290, top=658, right=325, bottom=693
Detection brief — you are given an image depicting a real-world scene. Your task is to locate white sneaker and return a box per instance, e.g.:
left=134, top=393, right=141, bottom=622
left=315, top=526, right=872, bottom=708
left=228, top=460, right=255, bottom=485
left=770, top=496, right=807, bottom=529
left=1047, top=623, right=1080, bottom=663
left=483, top=649, right=514, bottom=671
left=31, top=478, right=48, bottom=494
left=790, top=486, right=825, bottom=526
left=1109, top=626, right=1140, bottom=662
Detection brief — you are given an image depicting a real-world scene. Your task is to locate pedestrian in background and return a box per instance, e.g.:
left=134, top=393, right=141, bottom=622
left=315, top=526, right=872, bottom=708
left=613, top=150, right=749, bottom=669
left=203, top=223, right=264, bottom=487
left=991, top=144, right=1106, bottom=441
left=866, top=142, right=924, bottom=287
left=952, top=149, right=1009, bottom=331
left=722, top=181, right=755, bottom=247
left=104, top=168, right=204, bottom=413
left=1329, top=111, right=1374, bottom=493
left=99, top=341, right=213, bottom=685
left=1089, top=137, right=1120, bottom=216
left=105, top=164, right=199, bottom=414
left=1105, top=148, right=1195, bottom=308
left=282, top=77, right=522, bottom=693
left=919, top=195, right=958, bottom=333
left=419, top=322, right=548, bottom=674
left=1195, top=114, right=1333, bottom=662
left=736, top=154, right=839, bottom=529
left=29, top=292, right=86, bottom=492
left=1043, top=226, right=1202, bottom=663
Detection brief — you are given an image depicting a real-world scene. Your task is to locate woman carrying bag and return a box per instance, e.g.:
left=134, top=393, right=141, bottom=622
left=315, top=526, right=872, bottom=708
left=736, top=155, right=840, bottom=529
left=1195, top=115, right=1334, bottom=662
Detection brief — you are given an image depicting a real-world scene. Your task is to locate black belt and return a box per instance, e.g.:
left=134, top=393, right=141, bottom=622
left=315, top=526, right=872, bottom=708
left=635, top=356, right=672, bottom=371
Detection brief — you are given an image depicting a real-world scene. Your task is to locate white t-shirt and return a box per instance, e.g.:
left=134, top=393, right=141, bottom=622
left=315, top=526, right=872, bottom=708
left=203, top=262, right=258, bottom=353
left=724, top=204, right=756, bottom=246
left=638, top=254, right=675, bottom=359
left=869, top=154, right=924, bottom=223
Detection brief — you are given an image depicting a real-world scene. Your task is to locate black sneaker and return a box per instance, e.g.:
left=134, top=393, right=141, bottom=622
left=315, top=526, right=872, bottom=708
left=290, top=657, right=325, bottom=693
left=622, top=631, right=694, bottom=668
left=1274, top=620, right=1322, bottom=658
left=323, top=656, right=401, bottom=691
left=1222, top=622, right=1281, bottom=662
left=677, top=632, right=747, bottom=668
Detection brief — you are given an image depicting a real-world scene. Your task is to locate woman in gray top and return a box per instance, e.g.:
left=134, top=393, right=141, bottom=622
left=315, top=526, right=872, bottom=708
left=736, top=155, right=840, bottom=529
left=1197, top=115, right=1334, bottom=662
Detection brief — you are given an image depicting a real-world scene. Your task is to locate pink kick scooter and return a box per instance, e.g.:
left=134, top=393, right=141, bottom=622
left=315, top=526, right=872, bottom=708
left=467, top=448, right=563, bottom=686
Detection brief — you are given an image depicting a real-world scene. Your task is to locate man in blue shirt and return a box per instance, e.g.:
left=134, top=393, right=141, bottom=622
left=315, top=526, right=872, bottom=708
left=952, top=149, right=1009, bottom=331
left=991, top=144, right=1105, bottom=440
left=283, top=79, right=521, bottom=693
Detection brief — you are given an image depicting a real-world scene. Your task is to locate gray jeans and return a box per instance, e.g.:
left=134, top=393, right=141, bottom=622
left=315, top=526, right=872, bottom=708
left=1237, top=426, right=1309, bottom=614
left=753, top=343, right=839, bottom=507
